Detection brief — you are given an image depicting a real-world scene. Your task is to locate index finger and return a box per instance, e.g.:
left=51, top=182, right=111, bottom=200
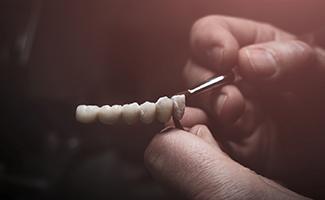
left=166, top=107, right=209, bottom=128
left=190, top=15, right=294, bottom=73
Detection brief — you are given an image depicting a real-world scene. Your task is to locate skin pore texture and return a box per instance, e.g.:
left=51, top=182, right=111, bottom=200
left=76, top=94, right=186, bottom=125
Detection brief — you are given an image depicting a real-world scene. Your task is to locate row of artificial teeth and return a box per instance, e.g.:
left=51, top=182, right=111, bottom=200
left=75, top=95, right=185, bottom=125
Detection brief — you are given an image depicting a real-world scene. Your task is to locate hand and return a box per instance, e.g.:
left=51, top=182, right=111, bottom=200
left=144, top=114, right=308, bottom=199
left=144, top=15, right=325, bottom=199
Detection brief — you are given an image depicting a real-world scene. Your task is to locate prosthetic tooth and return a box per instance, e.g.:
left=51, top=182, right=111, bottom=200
left=122, top=103, right=140, bottom=125
left=155, top=96, right=173, bottom=123
left=77, top=94, right=186, bottom=125
left=76, top=105, right=99, bottom=123
left=98, top=105, right=122, bottom=125
left=139, top=101, right=156, bottom=124
left=171, top=94, right=186, bottom=120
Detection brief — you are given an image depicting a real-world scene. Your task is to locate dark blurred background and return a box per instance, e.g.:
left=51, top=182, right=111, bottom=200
left=1, top=0, right=324, bottom=199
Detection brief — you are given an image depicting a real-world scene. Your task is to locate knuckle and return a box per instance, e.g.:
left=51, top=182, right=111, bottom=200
left=192, top=15, right=217, bottom=33
left=190, top=15, right=221, bottom=47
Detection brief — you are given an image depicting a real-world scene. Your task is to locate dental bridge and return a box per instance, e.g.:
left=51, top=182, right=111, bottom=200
left=76, top=72, right=234, bottom=129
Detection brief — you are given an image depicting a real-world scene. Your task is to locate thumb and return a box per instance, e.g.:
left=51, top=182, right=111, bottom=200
left=238, top=40, right=315, bottom=87
left=144, top=125, right=309, bottom=200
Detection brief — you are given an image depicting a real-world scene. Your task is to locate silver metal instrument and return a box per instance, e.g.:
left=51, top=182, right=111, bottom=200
left=181, top=72, right=235, bottom=97
left=173, top=72, right=235, bottom=129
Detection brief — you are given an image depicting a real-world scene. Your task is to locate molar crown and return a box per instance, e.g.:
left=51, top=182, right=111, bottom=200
left=155, top=96, right=174, bottom=123
left=76, top=105, right=99, bottom=123
left=140, top=101, right=156, bottom=124
left=122, top=103, right=140, bottom=125
left=98, top=105, right=122, bottom=125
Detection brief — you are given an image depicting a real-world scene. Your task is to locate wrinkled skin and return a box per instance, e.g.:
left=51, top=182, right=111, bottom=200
left=144, top=16, right=325, bottom=200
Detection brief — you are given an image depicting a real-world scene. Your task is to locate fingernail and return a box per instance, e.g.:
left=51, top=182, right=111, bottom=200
left=159, top=126, right=174, bottom=133
left=216, top=94, right=227, bottom=117
left=246, top=48, right=277, bottom=77
left=189, top=125, right=202, bottom=136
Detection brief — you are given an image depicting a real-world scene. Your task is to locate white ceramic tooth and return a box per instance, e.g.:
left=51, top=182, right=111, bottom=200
left=76, top=105, right=99, bottom=123
left=155, top=96, right=173, bottom=123
left=171, top=94, right=186, bottom=120
left=122, top=103, right=140, bottom=125
left=98, top=105, right=122, bottom=125
left=139, top=101, right=156, bottom=124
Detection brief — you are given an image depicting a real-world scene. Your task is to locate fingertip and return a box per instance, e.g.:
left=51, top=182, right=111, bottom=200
left=165, top=107, right=209, bottom=128
left=189, top=124, right=220, bottom=148
left=238, top=40, right=316, bottom=83
left=214, top=85, right=245, bottom=125
left=181, top=107, right=209, bottom=126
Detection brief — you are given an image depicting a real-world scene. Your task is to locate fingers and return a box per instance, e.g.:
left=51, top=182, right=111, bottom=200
left=166, top=107, right=209, bottom=128
left=189, top=15, right=325, bottom=94
left=189, top=125, right=219, bottom=147
left=144, top=127, right=308, bottom=200
left=183, top=56, right=269, bottom=141
left=144, top=127, right=248, bottom=200
left=190, top=15, right=294, bottom=73
left=238, top=40, right=316, bottom=85
left=190, top=16, right=239, bottom=73
left=213, top=83, right=270, bottom=146
left=183, top=61, right=246, bottom=125
left=215, top=85, right=245, bottom=125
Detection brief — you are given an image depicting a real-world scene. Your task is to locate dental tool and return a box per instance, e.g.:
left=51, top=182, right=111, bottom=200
left=171, top=72, right=235, bottom=129
left=179, top=72, right=235, bottom=98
